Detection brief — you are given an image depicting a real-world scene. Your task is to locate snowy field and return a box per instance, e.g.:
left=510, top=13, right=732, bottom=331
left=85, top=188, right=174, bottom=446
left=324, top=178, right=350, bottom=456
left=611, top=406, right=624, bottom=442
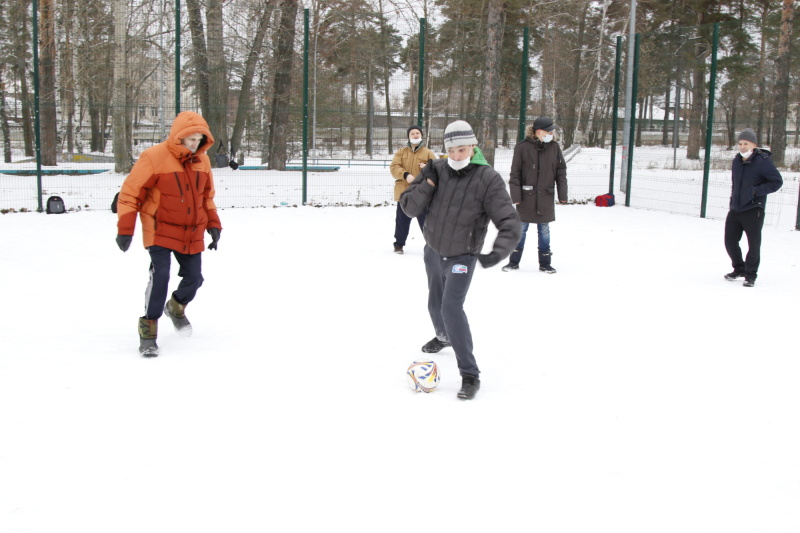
left=2, top=201, right=799, bottom=532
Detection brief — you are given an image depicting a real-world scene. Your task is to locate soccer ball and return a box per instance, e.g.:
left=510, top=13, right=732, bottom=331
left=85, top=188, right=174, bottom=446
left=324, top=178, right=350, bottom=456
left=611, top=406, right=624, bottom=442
left=407, top=359, right=440, bottom=393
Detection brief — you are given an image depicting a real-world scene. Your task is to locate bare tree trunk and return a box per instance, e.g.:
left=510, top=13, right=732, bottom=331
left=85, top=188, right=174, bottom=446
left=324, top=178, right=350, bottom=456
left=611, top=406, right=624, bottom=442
left=0, top=66, right=12, bottom=163
left=60, top=0, right=76, bottom=155
left=756, top=3, right=768, bottom=142
left=563, top=1, right=589, bottom=149
left=479, top=0, right=505, bottom=166
left=268, top=0, right=298, bottom=171
left=770, top=0, right=794, bottom=165
left=377, top=0, right=393, bottom=152
left=687, top=28, right=708, bottom=160
left=230, top=0, right=274, bottom=158
left=112, top=0, right=129, bottom=173
left=39, top=0, right=58, bottom=165
left=366, top=64, right=374, bottom=157
left=186, top=0, right=210, bottom=118
left=206, top=0, right=228, bottom=164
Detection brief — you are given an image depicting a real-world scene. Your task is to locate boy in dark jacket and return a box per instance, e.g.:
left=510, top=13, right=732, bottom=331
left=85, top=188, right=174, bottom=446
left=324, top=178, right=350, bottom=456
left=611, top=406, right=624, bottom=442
left=503, top=116, right=568, bottom=273
left=399, top=120, right=520, bottom=400
left=724, top=128, right=783, bottom=287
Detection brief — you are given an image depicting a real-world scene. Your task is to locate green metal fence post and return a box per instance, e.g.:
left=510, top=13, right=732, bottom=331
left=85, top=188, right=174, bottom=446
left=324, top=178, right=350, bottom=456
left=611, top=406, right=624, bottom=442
left=609, top=35, right=621, bottom=194
left=175, top=0, right=181, bottom=114
left=518, top=27, right=529, bottom=142
left=624, top=33, right=640, bottom=207
left=417, top=18, right=425, bottom=127
left=701, top=23, right=719, bottom=219
left=302, top=8, right=309, bottom=205
left=32, top=0, right=43, bottom=212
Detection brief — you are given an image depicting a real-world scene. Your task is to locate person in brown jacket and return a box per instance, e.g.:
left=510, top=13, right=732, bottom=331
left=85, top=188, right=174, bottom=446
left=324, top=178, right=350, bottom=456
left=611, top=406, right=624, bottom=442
left=389, top=126, right=437, bottom=254
left=115, top=111, right=223, bottom=357
left=503, top=116, right=568, bottom=273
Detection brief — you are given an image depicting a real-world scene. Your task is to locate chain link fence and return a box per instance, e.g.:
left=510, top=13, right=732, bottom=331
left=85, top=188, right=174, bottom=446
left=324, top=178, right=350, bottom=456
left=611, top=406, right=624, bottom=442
left=1, top=3, right=798, bottom=229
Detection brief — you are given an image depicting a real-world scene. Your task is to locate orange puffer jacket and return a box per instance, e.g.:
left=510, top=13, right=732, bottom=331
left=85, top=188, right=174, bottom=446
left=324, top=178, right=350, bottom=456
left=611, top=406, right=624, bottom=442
left=117, top=111, right=222, bottom=254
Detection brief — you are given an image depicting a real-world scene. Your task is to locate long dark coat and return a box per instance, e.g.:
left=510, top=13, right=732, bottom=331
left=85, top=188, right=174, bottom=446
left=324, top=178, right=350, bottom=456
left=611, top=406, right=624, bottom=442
left=508, top=137, right=567, bottom=224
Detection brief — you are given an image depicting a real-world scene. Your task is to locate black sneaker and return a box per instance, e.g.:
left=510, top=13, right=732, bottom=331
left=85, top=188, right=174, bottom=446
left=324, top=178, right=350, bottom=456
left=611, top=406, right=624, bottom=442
left=724, top=271, right=745, bottom=281
left=539, top=265, right=557, bottom=274
left=394, top=245, right=404, bottom=254
left=501, top=263, right=519, bottom=272
left=743, top=278, right=755, bottom=287
left=457, top=375, right=481, bottom=400
left=421, top=337, right=450, bottom=353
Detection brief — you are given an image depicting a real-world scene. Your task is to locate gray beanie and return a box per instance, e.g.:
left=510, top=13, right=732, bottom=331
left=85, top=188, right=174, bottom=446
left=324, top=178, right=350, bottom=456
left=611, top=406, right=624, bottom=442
left=443, top=120, right=478, bottom=150
left=738, top=128, right=757, bottom=144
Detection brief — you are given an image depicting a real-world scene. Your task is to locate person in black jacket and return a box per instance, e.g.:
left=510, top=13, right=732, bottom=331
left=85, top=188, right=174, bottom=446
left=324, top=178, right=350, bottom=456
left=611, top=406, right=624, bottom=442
left=724, top=128, right=783, bottom=287
left=503, top=116, right=568, bottom=273
left=399, top=120, right=520, bottom=400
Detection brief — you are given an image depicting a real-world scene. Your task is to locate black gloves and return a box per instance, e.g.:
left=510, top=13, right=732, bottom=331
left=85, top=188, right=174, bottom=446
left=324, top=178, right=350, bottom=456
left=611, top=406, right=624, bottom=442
left=207, top=228, right=221, bottom=250
left=116, top=234, right=132, bottom=252
left=424, top=167, right=439, bottom=187
left=477, top=252, right=501, bottom=269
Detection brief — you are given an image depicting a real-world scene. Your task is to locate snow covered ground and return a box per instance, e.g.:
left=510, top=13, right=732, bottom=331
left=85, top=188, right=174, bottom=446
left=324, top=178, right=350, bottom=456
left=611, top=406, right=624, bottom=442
left=2, top=202, right=799, bottom=532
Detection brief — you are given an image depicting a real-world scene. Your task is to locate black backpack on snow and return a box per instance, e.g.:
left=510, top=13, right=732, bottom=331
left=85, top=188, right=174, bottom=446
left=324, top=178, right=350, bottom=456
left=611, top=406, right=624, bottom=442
left=46, top=195, right=66, bottom=214
left=111, top=192, right=119, bottom=213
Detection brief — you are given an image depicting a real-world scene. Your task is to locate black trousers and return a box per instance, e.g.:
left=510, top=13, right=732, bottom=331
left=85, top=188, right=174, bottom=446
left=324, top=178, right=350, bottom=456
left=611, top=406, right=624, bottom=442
left=423, top=245, right=479, bottom=377
left=143, top=245, right=204, bottom=320
left=724, top=208, right=765, bottom=279
left=394, top=203, right=426, bottom=247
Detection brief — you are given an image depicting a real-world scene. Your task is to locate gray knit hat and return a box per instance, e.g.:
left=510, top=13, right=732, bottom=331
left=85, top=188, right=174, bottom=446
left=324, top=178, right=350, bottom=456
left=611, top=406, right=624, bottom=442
left=443, top=120, right=478, bottom=150
left=738, top=128, right=757, bottom=144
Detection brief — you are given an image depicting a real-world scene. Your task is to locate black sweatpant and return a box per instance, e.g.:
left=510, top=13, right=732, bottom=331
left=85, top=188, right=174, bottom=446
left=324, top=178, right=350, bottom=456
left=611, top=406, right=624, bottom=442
left=423, top=245, right=479, bottom=377
left=143, top=245, right=204, bottom=320
left=724, top=208, right=765, bottom=279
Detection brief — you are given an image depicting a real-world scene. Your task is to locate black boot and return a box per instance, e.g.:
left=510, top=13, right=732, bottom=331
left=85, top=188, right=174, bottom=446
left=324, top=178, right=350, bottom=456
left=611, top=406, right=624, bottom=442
left=165, top=295, right=192, bottom=337
left=138, top=317, right=159, bottom=357
left=724, top=270, right=745, bottom=281
left=539, top=251, right=556, bottom=274
left=457, top=375, right=481, bottom=400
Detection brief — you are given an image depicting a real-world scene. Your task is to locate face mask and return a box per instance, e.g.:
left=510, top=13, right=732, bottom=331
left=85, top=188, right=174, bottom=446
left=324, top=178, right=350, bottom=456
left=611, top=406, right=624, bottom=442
left=448, top=156, right=470, bottom=171
left=542, top=134, right=554, bottom=143
left=409, top=138, right=422, bottom=145
left=740, top=150, right=753, bottom=160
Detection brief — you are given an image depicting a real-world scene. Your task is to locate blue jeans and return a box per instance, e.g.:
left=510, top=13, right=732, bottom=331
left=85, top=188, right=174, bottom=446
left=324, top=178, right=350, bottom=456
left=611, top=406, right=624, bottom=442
left=508, top=222, right=550, bottom=265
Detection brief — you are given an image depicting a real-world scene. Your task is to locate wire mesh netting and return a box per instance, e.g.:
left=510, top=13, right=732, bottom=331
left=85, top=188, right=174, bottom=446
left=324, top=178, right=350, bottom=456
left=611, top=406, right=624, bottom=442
left=1, top=2, right=798, bottom=229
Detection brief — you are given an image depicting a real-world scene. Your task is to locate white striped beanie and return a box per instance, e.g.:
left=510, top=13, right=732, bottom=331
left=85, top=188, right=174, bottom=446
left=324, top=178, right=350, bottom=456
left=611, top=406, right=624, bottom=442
left=443, top=120, right=478, bottom=150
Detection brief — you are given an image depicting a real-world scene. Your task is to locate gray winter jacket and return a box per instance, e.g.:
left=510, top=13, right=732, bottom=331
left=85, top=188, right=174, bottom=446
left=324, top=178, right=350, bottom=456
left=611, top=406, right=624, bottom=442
left=399, top=153, right=520, bottom=259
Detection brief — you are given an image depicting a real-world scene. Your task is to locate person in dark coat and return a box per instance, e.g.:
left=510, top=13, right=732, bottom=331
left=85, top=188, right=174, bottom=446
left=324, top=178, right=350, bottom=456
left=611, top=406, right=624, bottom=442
left=400, top=120, right=520, bottom=400
left=724, top=128, right=783, bottom=287
left=502, top=116, right=568, bottom=273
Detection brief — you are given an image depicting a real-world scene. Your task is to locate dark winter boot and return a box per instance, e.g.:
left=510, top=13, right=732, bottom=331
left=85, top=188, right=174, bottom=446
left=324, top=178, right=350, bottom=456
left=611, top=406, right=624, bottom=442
left=138, top=317, right=159, bottom=358
left=539, top=251, right=556, bottom=274
left=457, top=375, right=481, bottom=400
left=421, top=337, right=451, bottom=353
left=165, top=296, right=192, bottom=337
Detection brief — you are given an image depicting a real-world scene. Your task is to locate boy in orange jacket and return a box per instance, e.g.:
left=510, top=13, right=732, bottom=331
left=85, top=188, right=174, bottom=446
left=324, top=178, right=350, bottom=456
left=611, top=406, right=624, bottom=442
left=115, top=111, right=222, bottom=357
